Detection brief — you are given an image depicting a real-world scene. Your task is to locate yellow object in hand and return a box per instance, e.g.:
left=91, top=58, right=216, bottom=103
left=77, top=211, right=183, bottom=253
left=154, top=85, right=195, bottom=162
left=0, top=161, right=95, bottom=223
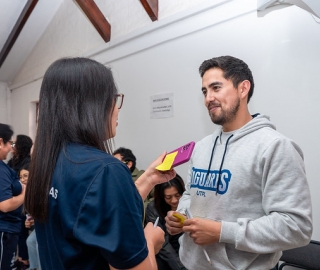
left=173, top=212, right=187, bottom=224
left=155, top=151, right=178, bottom=171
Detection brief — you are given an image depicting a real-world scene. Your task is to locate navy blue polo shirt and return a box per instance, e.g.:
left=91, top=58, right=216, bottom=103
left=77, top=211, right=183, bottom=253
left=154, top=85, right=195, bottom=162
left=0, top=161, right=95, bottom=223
left=0, top=161, right=22, bottom=234
left=35, top=144, right=148, bottom=269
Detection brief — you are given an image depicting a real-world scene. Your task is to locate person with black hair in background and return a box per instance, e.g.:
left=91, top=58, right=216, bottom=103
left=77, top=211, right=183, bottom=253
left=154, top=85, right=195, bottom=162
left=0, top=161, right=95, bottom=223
left=7, top=134, right=33, bottom=174
left=113, top=147, right=155, bottom=210
left=0, top=123, right=26, bottom=270
left=24, top=57, right=175, bottom=270
left=113, top=147, right=145, bottom=182
left=8, top=136, right=33, bottom=270
left=145, top=174, right=187, bottom=270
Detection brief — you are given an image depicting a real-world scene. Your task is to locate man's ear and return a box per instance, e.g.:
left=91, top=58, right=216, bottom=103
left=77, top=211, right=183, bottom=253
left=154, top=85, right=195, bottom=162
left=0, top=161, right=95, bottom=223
left=127, top=161, right=133, bottom=169
left=239, top=80, right=251, bottom=100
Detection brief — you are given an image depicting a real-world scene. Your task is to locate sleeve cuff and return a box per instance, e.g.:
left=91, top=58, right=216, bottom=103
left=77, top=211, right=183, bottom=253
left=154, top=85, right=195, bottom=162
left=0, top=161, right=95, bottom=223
left=220, top=221, right=239, bottom=244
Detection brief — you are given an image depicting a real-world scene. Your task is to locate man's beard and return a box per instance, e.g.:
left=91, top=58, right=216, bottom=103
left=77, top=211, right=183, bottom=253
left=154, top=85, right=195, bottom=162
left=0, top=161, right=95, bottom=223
left=208, top=98, right=240, bottom=126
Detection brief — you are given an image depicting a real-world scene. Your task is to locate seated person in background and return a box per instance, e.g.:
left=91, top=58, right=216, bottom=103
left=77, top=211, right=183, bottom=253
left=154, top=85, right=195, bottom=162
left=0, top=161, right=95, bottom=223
left=145, top=174, right=187, bottom=270
left=113, top=147, right=144, bottom=181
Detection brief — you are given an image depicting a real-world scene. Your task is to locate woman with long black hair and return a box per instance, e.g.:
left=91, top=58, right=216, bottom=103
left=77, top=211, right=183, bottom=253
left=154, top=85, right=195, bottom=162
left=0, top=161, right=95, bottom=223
left=25, top=57, right=175, bottom=270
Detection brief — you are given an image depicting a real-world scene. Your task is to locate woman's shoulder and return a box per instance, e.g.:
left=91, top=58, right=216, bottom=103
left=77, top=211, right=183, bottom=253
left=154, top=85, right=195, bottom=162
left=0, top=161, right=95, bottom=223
left=63, top=143, right=116, bottom=165
left=60, top=144, right=131, bottom=179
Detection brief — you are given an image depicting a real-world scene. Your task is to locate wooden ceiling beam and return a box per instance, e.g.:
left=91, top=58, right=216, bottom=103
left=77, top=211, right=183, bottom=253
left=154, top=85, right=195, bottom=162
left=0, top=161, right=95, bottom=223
left=0, top=0, right=38, bottom=68
left=140, top=0, right=158, bottom=21
left=75, top=0, right=111, bottom=43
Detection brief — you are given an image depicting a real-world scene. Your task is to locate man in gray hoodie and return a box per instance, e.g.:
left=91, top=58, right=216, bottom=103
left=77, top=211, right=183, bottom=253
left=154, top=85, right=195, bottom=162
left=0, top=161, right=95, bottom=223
left=165, top=55, right=312, bottom=270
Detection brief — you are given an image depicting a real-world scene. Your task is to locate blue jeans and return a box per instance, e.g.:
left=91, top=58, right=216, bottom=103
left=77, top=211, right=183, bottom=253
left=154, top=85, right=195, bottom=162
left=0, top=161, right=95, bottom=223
left=26, top=230, right=41, bottom=270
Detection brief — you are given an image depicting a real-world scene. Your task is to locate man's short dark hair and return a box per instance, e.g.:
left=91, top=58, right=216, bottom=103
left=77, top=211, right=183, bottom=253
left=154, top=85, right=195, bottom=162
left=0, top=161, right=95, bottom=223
left=0, top=123, right=13, bottom=143
left=113, top=147, right=136, bottom=172
left=199, top=55, right=254, bottom=103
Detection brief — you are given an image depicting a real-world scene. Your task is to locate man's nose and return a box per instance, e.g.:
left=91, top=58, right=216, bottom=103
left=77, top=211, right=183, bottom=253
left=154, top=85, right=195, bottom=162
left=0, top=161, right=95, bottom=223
left=205, top=90, right=216, bottom=104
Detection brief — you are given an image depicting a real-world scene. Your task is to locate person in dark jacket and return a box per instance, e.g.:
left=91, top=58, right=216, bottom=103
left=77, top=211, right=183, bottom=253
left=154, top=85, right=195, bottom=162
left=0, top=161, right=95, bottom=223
left=145, top=174, right=187, bottom=270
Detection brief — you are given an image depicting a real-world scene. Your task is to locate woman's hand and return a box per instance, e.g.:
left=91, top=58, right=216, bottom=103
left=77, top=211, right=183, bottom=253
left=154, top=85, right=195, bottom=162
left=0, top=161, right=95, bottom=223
left=144, top=152, right=176, bottom=186
left=144, top=222, right=165, bottom=254
left=135, top=152, right=176, bottom=200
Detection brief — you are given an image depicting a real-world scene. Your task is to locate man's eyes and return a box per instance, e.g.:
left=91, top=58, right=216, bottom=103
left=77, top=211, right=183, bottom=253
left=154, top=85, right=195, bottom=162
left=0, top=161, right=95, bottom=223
left=202, top=86, right=221, bottom=96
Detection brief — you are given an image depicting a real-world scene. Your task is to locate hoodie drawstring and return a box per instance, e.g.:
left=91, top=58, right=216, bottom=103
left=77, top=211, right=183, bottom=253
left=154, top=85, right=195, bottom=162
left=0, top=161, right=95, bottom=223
left=205, top=136, right=219, bottom=182
left=206, top=134, right=234, bottom=194
left=216, top=134, right=233, bottom=194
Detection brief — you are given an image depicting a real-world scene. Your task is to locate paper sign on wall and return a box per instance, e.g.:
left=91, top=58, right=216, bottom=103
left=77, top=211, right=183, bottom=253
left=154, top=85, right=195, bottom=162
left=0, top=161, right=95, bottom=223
left=150, top=93, right=173, bottom=118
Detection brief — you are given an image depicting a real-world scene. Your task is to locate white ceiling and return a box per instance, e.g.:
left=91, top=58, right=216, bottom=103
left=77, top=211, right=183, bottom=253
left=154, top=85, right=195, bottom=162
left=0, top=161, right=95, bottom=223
left=0, top=0, right=64, bottom=83
left=1, top=0, right=319, bottom=85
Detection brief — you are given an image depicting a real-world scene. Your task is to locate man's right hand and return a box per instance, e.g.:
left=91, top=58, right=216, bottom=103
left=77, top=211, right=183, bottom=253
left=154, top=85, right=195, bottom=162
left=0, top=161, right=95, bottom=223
left=165, top=211, right=185, bottom=235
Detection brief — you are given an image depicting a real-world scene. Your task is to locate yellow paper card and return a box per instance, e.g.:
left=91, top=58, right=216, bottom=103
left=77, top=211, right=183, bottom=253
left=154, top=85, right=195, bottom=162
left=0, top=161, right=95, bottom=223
left=172, top=212, right=187, bottom=224
left=156, top=151, right=178, bottom=171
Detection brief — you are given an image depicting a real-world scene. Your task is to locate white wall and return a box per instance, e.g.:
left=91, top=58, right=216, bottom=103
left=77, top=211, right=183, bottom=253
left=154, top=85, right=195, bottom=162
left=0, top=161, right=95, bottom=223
left=0, top=81, right=9, bottom=124
left=9, top=0, right=320, bottom=243
left=10, top=79, right=41, bottom=136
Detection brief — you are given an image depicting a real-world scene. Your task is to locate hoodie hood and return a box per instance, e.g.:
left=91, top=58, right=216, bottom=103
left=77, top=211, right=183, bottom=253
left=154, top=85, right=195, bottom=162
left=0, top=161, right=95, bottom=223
left=212, top=114, right=276, bottom=145
left=206, top=114, right=276, bottom=193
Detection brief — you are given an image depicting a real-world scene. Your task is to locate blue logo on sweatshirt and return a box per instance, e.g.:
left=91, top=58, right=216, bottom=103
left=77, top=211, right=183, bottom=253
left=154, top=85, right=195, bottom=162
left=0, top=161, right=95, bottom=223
left=190, top=167, right=231, bottom=195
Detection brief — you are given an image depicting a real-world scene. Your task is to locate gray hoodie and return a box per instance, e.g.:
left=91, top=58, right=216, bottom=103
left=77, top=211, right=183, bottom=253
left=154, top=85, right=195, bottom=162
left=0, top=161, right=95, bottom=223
left=177, top=114, right=312, bottom=269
